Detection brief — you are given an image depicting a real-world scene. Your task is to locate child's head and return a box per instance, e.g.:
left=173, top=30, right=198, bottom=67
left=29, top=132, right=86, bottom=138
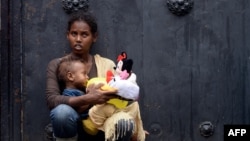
left=57, top=56, right=89, bottom=90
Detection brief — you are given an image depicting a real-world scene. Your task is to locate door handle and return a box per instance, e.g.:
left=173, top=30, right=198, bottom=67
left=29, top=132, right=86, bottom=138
left=199, top=121, right=215, bottom=137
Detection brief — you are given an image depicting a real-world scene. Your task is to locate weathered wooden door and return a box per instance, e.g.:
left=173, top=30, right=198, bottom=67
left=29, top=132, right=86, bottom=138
left=1, top=0, right=250, bottom=141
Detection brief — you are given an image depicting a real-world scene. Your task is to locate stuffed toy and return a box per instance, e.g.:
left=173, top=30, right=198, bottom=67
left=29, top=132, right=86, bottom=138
left=107, top=52, right=139, bottom=99
left=82, top=52, right=143, bottom=137
left=87, top=51, right=139, bottom=108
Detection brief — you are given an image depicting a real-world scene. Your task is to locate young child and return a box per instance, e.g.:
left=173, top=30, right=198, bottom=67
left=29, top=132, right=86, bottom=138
left=57, top=55, right=146, bottom=141
left=57, top=56, right=90, bottom=115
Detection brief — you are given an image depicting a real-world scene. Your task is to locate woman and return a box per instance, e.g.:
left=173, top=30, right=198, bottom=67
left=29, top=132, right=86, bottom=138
left=46, top=11, right=135, bottom=141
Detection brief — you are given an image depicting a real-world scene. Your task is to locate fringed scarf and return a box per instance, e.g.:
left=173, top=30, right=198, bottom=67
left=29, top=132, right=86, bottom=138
left=88, top=102, right=145, bottom=141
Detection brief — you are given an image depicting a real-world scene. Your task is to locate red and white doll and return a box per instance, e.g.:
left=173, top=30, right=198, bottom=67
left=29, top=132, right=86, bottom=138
left=106, top=51, right=139, bottom=100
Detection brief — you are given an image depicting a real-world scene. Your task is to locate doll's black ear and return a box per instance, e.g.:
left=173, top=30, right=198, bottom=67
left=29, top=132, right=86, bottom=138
left=122, top=59, right=133, bottom=72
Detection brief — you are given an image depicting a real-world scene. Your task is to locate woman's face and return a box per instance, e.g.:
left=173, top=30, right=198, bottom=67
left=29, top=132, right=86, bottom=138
left=67, top=21, right=97, bottom=55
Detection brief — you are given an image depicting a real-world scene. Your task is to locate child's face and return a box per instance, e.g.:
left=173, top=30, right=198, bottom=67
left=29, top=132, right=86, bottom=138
left=71, top=61, right=89, bottom=89
left=67, top=21, right=97, bottom=55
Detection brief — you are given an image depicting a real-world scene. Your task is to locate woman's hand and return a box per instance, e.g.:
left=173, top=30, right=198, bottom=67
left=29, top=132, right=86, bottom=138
left=86, top=83, right=117, bottom=104
left=68, top=83, right=117, bottom=107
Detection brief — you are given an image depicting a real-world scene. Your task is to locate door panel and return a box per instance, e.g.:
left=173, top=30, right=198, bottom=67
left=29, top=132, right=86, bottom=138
left=142, top=0, right=250, bottom=140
